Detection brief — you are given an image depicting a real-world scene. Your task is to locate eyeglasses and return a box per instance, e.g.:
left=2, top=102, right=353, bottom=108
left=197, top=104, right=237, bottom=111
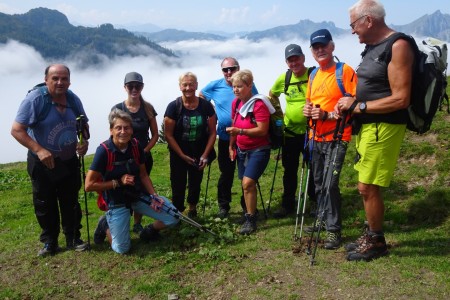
left=350, top=15, right=367, bottom=29
left=222, top=66, right=238, bottom=73
left=126, top=83, right=143, bottom=91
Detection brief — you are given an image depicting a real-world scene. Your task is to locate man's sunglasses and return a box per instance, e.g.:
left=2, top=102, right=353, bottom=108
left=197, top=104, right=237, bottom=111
left=126, top=83, right=143, bottom=90
left=222, top=66, right=238, bottom=73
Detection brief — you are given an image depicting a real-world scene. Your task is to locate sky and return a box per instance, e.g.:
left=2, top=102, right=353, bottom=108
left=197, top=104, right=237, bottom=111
left=0, top=0, right=448, bottom=32
left=0, top=1, right=449, bottom=163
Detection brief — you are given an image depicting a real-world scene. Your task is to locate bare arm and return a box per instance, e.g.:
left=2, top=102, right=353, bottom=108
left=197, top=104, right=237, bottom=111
left=144, top=117, right=159, bottom=152
left=11, top=121, right=54, bottom=168
left=199, top=114, right=217, bottom=169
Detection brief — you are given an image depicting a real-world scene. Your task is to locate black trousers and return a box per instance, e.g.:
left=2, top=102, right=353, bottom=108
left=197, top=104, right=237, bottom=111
left=169, top=151, right=204, bottom=212
left=281, top=135, right=316, bottom=211
left=27, top=152, right=83, bottom=246
left=216, top=139, right=237, bottom=211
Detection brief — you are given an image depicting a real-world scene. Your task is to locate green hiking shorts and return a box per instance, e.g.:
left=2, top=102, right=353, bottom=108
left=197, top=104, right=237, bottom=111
left=354, top=122, right=406, bottom=187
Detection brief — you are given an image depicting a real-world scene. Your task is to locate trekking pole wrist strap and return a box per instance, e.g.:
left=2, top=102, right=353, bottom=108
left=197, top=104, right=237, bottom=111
left=348, top=100, right=358, bottom=113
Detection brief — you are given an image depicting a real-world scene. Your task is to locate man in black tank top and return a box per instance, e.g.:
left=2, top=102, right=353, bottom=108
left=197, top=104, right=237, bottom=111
left=337, top=0, right=415, bottom=262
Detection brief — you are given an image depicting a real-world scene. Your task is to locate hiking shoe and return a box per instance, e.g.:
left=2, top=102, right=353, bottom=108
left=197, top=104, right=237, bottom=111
left=66, top=237, right=89, bottom=251
left=133, top=223, right=144, bottom=233
left=94, top=215, right=108, bottom=244
left=140, top=224, right=161, bottom=242
left=324, top=231, right=342, bottom=250
left=272, top=207, right=294, bottom=219
left=187, top=209, right=198, bottom=219
left=345, top=221, right=370, bottom=252
left=239, top=214, right=257, bottom=235
left=217, top=208, right=229, bottom=219
left=346, top=233, right=389, bottom=262
left=238, top=209, right=259, bottom=224
left=304, top=220, right=326, bottom=233
left=38, top=243, right=60, bottom=257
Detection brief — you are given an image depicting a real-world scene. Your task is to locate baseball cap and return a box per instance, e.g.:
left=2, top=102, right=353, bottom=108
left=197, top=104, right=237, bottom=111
left=285, top=44, right=303, bottom=59
left=310, top=29, right=333, bottom=46
left=124, top=72, right=143, bottom=84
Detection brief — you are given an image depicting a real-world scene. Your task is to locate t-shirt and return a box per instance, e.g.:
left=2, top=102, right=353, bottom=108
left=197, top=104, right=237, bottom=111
left=15, top=88, right=88, bottom=160
left=306, top=63, right=357, bottom=142
left=90, top=137, right=145, bottom=207
left=270, top=69, right=310, bottom=136
left=231, top=99, right=270, bottom=150
left=201, top=78, right=258, bottom=140
left=113, top=101, right=158, bottom=149
left=164, top=97, right=215, bottom=157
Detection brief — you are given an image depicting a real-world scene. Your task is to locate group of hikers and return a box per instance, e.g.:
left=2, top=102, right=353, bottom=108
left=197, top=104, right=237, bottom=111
left=12, top=0, right=415, bottom=262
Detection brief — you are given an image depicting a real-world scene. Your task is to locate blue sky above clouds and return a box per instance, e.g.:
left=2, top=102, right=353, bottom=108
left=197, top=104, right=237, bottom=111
left=0, top=0, right=448, bottom=32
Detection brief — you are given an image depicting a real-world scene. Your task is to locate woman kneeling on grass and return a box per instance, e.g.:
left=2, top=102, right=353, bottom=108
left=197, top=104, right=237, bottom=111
left=226, top=70, right=274, bottom=234
left=85, top=108, right=179, bottom=254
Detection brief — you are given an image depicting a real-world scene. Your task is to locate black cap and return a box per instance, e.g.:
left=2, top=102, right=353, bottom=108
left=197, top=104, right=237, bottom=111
left=310, top=29, right=333, bottom=46
left=124, top=72, right=143, bottom=84
left=285, top=44, right=303, bottom=59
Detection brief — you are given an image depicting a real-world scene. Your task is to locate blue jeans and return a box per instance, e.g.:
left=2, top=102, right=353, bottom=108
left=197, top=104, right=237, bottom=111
left=106, top=195, right=179, bottom=254
left=311, top=141, right=348, bottom=232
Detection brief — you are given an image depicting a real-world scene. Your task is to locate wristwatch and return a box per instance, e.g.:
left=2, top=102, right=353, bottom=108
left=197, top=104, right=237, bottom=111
left=359, top=101, right=367, bottom=113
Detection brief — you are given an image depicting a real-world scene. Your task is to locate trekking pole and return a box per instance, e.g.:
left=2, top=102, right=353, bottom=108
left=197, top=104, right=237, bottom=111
left=308, top=112, right=348, bottom=266
left=202, top=162, right=212, bottom=218
left=76, top=115, right=91, bottom=250
left=139, top=194, right=217, bottom=236
left=256, top=180, right=268, bottom=219
left=293, top=121, right=312, bottom=241
left=267, top=146, right=281, bottom=214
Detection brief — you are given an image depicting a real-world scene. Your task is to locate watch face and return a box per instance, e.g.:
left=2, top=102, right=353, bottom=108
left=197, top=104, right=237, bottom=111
left=360, top=102, right=367, bottom=111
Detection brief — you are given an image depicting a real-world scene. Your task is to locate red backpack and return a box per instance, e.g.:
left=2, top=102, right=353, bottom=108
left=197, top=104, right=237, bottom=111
left=96, top=138, right=141, bottom=211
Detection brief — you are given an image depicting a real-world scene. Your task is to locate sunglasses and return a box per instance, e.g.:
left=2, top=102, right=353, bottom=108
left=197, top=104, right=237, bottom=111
left=126, top=83, right=143, bottom=90
left=222, top=66, right=238, bottom=73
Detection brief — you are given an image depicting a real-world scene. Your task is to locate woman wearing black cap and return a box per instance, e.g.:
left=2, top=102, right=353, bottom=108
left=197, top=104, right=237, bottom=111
left=112, top=72, right=159, bottom=234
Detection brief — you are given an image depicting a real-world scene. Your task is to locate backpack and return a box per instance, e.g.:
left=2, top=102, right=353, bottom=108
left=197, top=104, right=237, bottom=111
left=284, top=66, right=316, bottom=95
left=27, top=83, right=82, bottom=127
left=375, top=33, right=448, bottom=134
left=96, top=138, right=141, bottom=211
left=234, top=95, right=283, bottom=150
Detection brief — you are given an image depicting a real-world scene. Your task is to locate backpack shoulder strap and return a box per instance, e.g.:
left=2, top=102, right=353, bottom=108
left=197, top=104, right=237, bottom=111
left=308, top=67, right=320, bottom=93
left=100, top=140, right=115, bottom=172
left=284, top=69, right=293, bottom=94
left=380, top=32, right=418, bottom=64
left=130, top=138, right=141, bottom=165
left=175, top=97, right=183, bottom=121
left=335, top=62, right=347, bottom=96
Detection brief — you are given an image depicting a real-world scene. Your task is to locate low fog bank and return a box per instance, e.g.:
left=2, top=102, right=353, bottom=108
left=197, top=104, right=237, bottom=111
left=1, top=34, right=443, bottom=163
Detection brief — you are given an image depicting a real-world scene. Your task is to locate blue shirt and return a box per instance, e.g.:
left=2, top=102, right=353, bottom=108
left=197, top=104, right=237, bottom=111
left=201, top=78, right=258, bottom=140
left=15, top=88, right=88, bottom=160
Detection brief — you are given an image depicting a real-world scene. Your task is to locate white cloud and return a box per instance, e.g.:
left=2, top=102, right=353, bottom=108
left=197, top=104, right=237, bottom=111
left=260, top=5, right=279, bottom=22
left=5, top=34, right=428, bottom=164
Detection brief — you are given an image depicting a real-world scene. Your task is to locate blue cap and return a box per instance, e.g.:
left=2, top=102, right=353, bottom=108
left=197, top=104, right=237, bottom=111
left=310, top=29, right=333, bottom=46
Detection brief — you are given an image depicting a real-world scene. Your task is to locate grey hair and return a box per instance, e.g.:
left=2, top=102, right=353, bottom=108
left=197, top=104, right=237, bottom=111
left=178, top=72, right=197, bottom=84
left=349, top=0, right=386, bottom=20
left=221, top=57, right=240, bottom=68
left=109, top=108, right=132, bottom=129
left=230, top=69, right=253, bottom=87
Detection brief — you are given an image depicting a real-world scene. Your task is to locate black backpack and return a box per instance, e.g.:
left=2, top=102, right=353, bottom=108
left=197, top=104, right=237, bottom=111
left=283, top=67, right=316, bottom=95
left=374, top=33, right=448, bottom=134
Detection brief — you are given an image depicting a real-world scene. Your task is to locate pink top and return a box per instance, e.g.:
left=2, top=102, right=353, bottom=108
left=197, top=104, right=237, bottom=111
left=232, top=98, right=270, bottom=150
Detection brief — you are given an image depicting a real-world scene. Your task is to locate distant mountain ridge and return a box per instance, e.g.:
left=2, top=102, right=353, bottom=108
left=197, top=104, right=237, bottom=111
left=0, top=7, right=449, bottom=65
left=0, top=7, right=176, bottom=65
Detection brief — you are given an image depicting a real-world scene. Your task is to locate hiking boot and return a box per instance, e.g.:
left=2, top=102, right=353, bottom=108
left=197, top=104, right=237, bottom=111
left=140, top=224, right=161, bottom=242
left=38, top=243, right=61, bottom=257
left=94, top=215, right=108, bottom=244
left=187, top=209, right=198, bottom=219
left=345, top=221, right=370, bottom=252
left=133, top=223, right=144, bottom=233
left=304, top=220, right=326, bottom=234
left=238, top=209, right=259, bottom=224
left=272, top=207, right=294, bottom=219
left=217, top=208, right=229, bottom=219
left=239, top=214, right=257, bottom=235
left=346, top=233, right=389, bottom=262
left=324, top=231, right=342, bottom=250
